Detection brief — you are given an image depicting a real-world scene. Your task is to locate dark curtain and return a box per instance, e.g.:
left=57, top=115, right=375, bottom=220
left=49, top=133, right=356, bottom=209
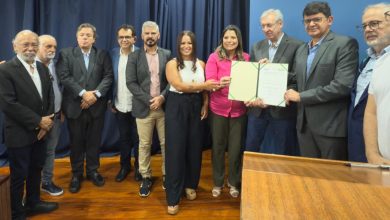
left=0, top=0, right=249, bottom=163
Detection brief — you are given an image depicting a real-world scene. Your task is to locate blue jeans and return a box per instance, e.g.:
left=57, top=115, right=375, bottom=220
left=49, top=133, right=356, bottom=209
left=42, top=117, right=61, bottom=184
left=245, top=111, right=299, bottom=155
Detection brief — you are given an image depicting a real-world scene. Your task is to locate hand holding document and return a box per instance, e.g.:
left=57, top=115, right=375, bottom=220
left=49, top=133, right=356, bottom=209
left=228, top=61, right=288, bottom=107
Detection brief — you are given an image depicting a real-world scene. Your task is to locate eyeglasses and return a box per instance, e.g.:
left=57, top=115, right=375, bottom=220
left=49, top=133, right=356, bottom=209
left=356, top=20, right=383, bottom=32
left=303, top=17, right=325, bottom=25
left=385, top=11, right=390, bottom=21
left=118, top=36, right=133, bottom=40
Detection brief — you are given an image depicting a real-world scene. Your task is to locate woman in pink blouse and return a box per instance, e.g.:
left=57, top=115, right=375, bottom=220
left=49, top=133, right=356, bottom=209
left=205, top=25, right=249, bottom=198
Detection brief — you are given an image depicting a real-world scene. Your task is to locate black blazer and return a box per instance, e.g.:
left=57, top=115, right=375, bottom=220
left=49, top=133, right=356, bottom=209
left=247, top=34, right=303, bottom=119
left=126, top=48, right=172, bottom=118
left=56, top=46, right=113, bottom=119
left=0, top=57, right=54, bottom=148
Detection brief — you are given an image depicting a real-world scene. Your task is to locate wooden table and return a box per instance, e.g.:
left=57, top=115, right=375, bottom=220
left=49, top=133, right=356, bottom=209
left=240, top=152, right=390, bottom=220
left=0, top=174, right=11, bottom=220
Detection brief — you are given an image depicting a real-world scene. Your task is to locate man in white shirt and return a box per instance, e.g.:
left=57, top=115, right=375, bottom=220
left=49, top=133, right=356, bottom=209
left=110, top=24, right=141, bottom=182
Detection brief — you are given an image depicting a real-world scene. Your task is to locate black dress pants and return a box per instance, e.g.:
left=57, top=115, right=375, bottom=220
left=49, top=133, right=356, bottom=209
left=165, top=92, right=203, bottom=206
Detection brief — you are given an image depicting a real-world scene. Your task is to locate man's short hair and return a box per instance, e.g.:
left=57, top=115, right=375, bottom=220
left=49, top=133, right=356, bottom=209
left=363, top=3, right=390, bottom=16
left=13, top=30, right=38, bottom=45
left=260, top=9, right=284, bottom=23
left=38, top=35, right=56, bottom=46
left=303, top=1, right=332, bottom=18
left=77, top=23, right=97, bottom=38
left=142, top=21, right=159, bottom=33
left=116, top=24, right=136, bottom=37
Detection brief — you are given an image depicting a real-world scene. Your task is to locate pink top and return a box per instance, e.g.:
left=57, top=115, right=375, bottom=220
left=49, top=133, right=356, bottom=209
left=205, top=51, right=249, bottom=118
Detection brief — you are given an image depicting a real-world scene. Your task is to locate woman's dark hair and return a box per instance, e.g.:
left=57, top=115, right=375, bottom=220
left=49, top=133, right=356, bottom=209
left=216, top=25, right=245, bottom=61
left=176, top=30, right=197, bottom=71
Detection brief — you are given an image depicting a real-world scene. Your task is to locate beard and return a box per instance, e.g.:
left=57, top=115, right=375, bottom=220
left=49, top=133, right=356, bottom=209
left=145, top=38, right=157, bottom=47
left=46, top=52, right=55, bottom=59
left=20, top=52, right=36, bottom=63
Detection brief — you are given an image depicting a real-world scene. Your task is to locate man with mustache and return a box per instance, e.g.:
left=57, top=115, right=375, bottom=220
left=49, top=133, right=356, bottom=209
left=36, top=35, right=64, bottom=196
left=56, top=23, right=113, bottom=193
left=126, top=21, right=171, bottom=197
left=0, top=30, right=58, bottom=219
left=364, top=5, right=390, bottom=164
left=285, top=1, right=358, bottom=160
left=348, top=3, right=390, bottom=162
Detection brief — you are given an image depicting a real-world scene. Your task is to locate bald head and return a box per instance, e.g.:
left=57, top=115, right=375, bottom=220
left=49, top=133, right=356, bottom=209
left=37, top=35, right=57, bottom=65
left=13, top=30, right=39, bottom=64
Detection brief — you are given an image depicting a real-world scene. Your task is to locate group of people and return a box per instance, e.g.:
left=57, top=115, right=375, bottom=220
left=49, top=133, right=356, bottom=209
left=0, top=1, right=389, bottom=219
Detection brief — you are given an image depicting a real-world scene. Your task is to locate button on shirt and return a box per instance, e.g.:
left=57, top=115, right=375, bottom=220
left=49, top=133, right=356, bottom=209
left=354, top=46, right=390, bottom=107
left=268, top=33, right=284, bottom=62
left=18, top=55, right=42, bottom=98
left=145, top=48, right=160, bottom=97
left=115, top=49, right=133, bottom=112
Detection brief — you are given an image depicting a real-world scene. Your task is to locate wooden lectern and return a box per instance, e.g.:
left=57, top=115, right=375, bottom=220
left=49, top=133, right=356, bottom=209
left=241, top=152, right=390, bottom=220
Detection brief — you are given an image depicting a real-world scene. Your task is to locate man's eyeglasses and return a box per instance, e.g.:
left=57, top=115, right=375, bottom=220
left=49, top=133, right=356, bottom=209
left=118, top=36, right=133, bottom=40
left=385, top=11, right=390, bottom=21
left=356, top=20, right=383, bottom=32
left=303, top=17, right=325, bottom=25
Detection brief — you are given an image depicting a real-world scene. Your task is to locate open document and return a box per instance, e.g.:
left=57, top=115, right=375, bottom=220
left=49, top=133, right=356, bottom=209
left=228, top=61, right=288, bottom=107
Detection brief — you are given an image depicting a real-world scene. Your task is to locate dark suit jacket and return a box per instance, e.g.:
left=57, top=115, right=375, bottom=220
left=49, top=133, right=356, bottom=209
left=247, top=34, right=303, bottom=119
left=347, top=57, right=370, bottom=162
left=126, top=48, right=172, bottom=118
left=0, top=57, right=54, bottom=148
left=110, top=46, right=139, bottom=101
left=56, top=46, right=113, bottom=119
left=293, top=31, right=359, bottom=137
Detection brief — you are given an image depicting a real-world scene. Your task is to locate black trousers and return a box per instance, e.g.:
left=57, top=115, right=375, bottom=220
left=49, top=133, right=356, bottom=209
left=67, top=110, right=105, bottom=176
left=115, top=111, right=139, bottom=170
left=165, top=92, right=203, bottom=206
left=7, top=140, right=46, bottom=219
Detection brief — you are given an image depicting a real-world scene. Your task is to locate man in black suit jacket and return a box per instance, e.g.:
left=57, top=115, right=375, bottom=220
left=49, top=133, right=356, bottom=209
left=245, top=9, right=303, bottom=156
left=56, top=23, right=113, bottom=193
left=285, top=2, right=358, bottom=160
left=0, top=30, right=58, bottom=220
left=126, top=21, right=171, bottom=197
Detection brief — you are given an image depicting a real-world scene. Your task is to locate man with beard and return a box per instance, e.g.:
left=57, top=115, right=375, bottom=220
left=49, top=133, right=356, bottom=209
left=126, top=21, right=171, bottom=197
left=36, top=35, right=64, bottom=196
left=348, top=3, right=390, bottom=162
left=56, top=23, right=113, bottom=193
left=0, top=30, right=58, bottom=219
left=364, top=4, right=390, bottom=164
left=284, top=2, right=358, bottom=160
left=245, top=9, right=303, bottom=156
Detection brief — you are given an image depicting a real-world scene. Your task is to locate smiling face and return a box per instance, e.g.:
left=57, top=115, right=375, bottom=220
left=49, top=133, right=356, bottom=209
left=180, top=34, right=193, bottom=59
left=77, top=27, right=95, bottom=51
left=304, top=13, right=333, bottom=41
left=222, top=30, right=238, bottom=55
left=261, top=13, right=283, bottom=43
left=117, top=28, right=136, bottom=50
left=37, top=36, right=57, bottom=64
left=362, top=7, right=390, bottom=53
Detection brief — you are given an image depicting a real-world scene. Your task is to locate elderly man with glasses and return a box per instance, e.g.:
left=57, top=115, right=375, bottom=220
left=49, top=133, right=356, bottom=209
left=348, top=3, right=390, bottom=163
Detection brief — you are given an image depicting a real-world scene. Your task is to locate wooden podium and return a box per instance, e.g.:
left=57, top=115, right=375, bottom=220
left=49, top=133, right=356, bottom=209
left=0, top=174, right=11, bottom=220
left=241, top=152, right=390, bottom=220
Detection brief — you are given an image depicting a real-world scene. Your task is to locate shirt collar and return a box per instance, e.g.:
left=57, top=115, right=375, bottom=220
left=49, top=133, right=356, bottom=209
left=144, top=46, right=158, bottom=54
left=81, top=48, right=91, bottom=56
left=367, top=44, right=390, bottom=59
left=308, top=32, right=328, bottom=49
left=268, top=33, right=284, bottom=48
left=120, top=45, right=135, bottom=55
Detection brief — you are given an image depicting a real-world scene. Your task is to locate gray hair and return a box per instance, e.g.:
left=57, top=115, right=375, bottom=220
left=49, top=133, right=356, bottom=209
left=142, top=21, right=159, bottom=33
left=38, top=34, right=56, bottom=46
left=13, top=30, right=39, bottom=45
left=260, top=9, right=284, bottom=23
left=77, top=23, right=97, bottom=38
left=363, top=3, right=390, bottom=16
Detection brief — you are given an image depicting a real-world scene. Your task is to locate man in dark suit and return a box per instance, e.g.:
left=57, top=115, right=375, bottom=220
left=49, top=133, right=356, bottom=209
left=285, top=1, right=358, bottom=160
left=110, top=24, right=141, bottom=182
left=245, top=9, right=303, bottom=155
left=348, top=3, right=390, bottom=162
left=126, top=21, right=171, bottom=197
left=0, top=30, right=58, bottom=220
left=56, top=23, right=113, bottom=193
